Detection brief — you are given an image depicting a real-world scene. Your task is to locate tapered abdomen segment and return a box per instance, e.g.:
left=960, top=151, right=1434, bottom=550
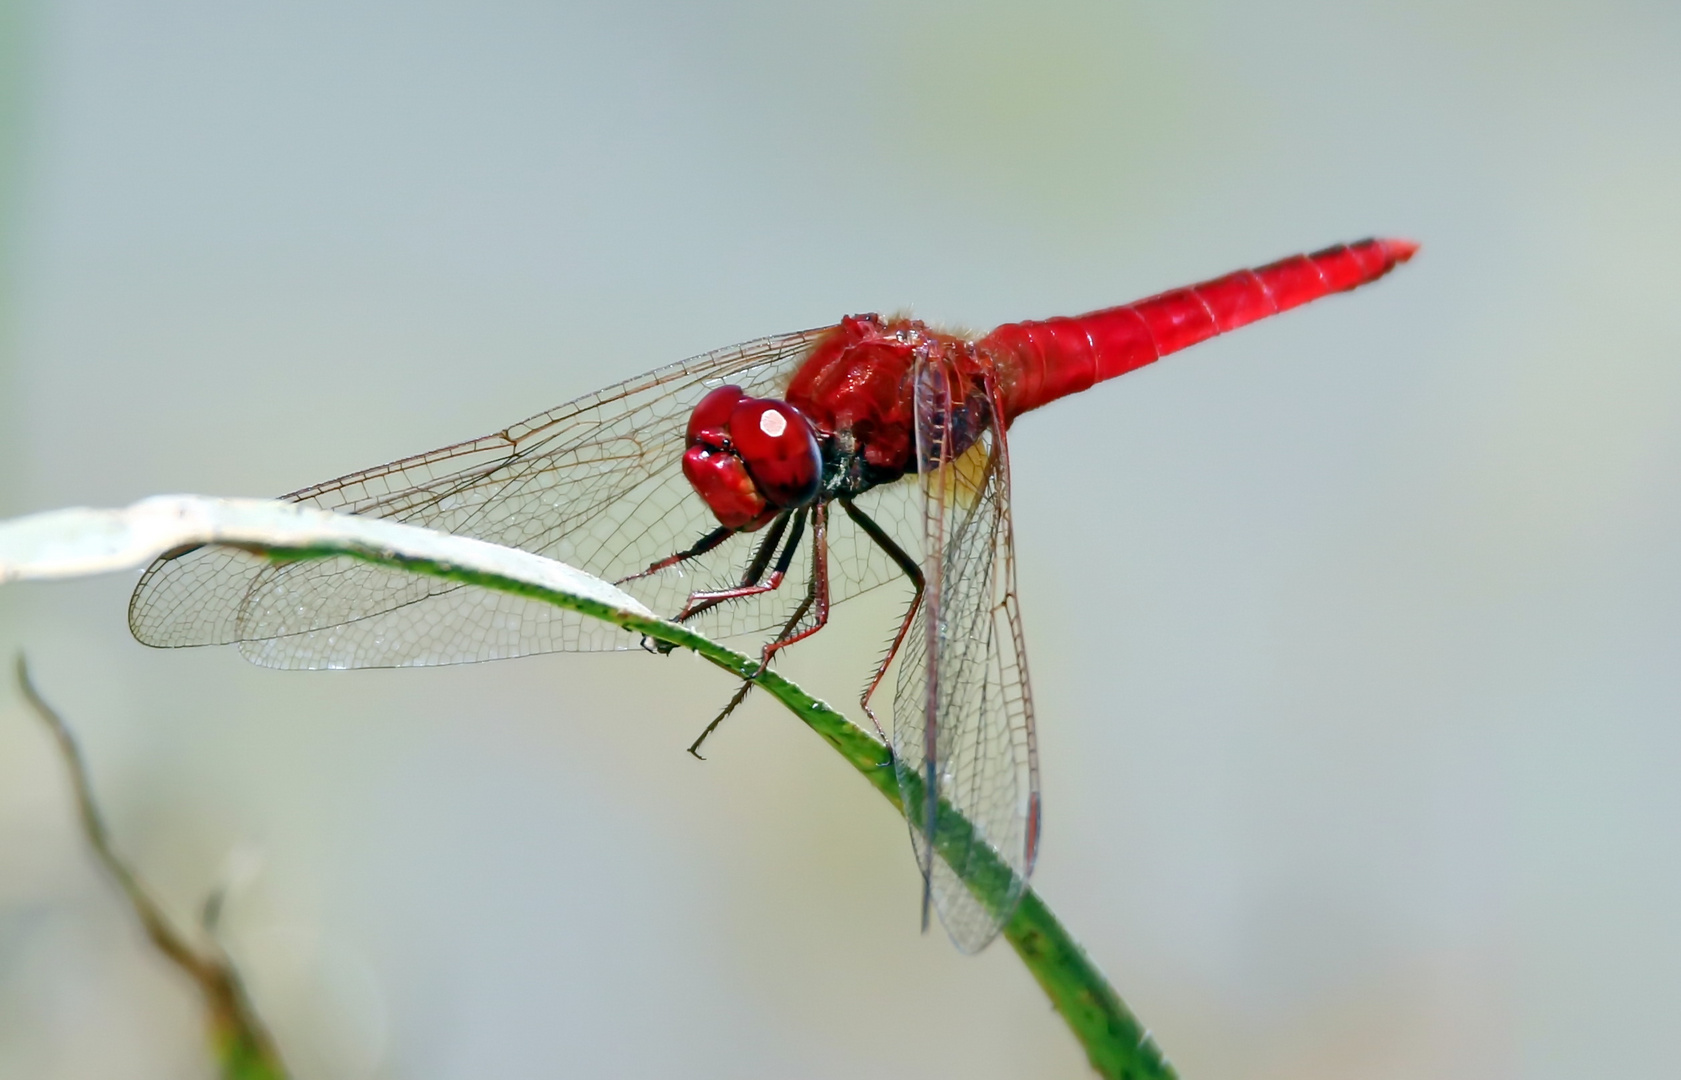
left=983, top=238, right=1419, bottom=420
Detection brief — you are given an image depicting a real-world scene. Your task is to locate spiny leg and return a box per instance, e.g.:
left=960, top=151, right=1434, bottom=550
left=686, top=678, right=755, bottom=760
left=734, top=510, right=793, bottom=592
left=676, top=508, right=806, bottom=624
left=615, top=524, right=734, bottom=585
left=756, top=503, right=830, bottom=665
left=688, top=566, right=819, bottom=759
left=841, top=498, right=924, bottom=744
left=687, top=505, right=833, bottom=759
left=683, top=511, right=811, bottom=756
left=622, top=519, right=783, bottom=653
left=637, top=513, right=795, bottom=655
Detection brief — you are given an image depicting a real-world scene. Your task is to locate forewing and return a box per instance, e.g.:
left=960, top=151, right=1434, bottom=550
left=893, top=361, right=1041, bottom=953
left=127, top=326, right=849, bottom=668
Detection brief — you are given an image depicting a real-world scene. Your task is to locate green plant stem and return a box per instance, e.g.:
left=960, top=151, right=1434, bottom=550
left=262, top=544, right=1175, bottom=1079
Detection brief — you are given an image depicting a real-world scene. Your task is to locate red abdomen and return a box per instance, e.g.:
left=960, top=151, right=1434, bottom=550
left=981, top=238, right=1418, bottom=421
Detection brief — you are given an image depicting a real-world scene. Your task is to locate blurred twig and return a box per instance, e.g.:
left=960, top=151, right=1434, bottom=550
left=16, top=654, right=289, bottom=1080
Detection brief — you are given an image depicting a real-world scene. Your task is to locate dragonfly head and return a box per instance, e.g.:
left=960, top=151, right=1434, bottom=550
left=683, top=384, right=822, bottom=530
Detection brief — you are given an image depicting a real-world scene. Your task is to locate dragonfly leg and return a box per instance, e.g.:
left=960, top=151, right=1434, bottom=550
left=840, top=499, right=924, bottom=744
left=755, top=502, right=830, bottom=667
left=675, top=508, right=806, bottom=623
left=686, top=677, right=757, bottom=760
left=730, top=510, right=793, bottom=593
left=639, top=516, right=795, bottom=653
left=688, top=505, right=832, bottom=759
left=614, top=524, right=734, bottom=585
left=688, top=566, right=819, bottom=759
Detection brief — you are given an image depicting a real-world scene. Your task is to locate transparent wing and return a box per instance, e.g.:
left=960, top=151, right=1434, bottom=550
left=893, top=360, right=1041, bottom=953
left=127, top=326, right=919, bottom=668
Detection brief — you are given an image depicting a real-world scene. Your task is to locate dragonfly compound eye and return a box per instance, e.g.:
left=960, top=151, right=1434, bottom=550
left=728, top=398, right=822, bottom=509
left=682, top=444, right=770, bottom=529
left=686, top=385, right=747, bottom=448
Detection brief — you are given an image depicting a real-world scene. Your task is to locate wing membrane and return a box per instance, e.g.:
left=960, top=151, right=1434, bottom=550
left=126, top=326, right=936, bottom=668
left=894, top=360, right=1040, bottom=953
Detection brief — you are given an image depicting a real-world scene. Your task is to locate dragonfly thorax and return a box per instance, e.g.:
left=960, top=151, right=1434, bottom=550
left=783, top=313, right=971, bottom=479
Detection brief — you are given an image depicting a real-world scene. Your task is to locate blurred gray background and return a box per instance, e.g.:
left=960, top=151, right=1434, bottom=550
left=3, top=1, right=1679, bottom=1077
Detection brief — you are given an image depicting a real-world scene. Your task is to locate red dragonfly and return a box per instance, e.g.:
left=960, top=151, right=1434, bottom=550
left=129, top=238, right=1417, bottom=951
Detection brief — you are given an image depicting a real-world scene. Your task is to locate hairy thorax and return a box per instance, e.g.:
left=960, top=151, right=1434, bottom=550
left=785, top=314, right=996, bottom=497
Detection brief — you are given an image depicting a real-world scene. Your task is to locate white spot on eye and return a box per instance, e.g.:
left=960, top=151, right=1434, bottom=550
left=759, top=409, right=788, bottom=437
